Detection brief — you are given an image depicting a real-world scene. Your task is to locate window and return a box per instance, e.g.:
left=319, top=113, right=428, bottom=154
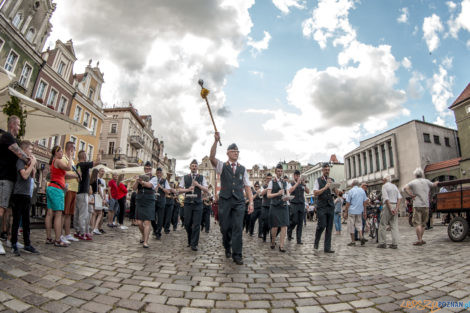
left=79, top=140, right=86, bottom=153
left=110, top=123, right=117, bottom=134
left=83, top=112, right=90, bottom=127
left=58, top=96, right=67, bottom=114
left=73, top=106, right=82, bottom=122
left=375, top=147, right=380, bottom=172
left=108, top=142, right=115, bottom=155
left=91, top=118, right=97, bottom=135
left=35, top=80, right=47, bottom=100
left=387, top=141, right=394, bottom=167
left=46, top=89, right=58, bottom=108
left=38, top=138, right=47, bottom=147
left=466, top=106, right=470, bottom=114
left=423, top=133, right=431, bottom=143
left=57, top=61, right=66, bottom=76
left=19, top=63, right=32, bottom=87
left=434, top=135, right=441, bottom=145
left=4, top=50, right=18, bottom=71
left=88, top=88, right=94, bottom=99
left=12, top=12, right=22, bottom=28
left=25, top=28, right=35, bottom=43
left=87, top=145, right=94, bottom=161
left=444, top=137, right=450, bottom=147
left=50, top=136, right=59, bottom=148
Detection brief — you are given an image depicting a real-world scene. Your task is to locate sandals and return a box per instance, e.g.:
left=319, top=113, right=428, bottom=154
left=270, top=243, right=276, bottom=250
left=45, top=238, right=54, bottom=244
left=54, top=240, right=68, bottom=247
left=279, top=247, right=286, bottom=253
left=143, top=244, right=149, bottom=249
left=413, top=240, right=426, bottom=246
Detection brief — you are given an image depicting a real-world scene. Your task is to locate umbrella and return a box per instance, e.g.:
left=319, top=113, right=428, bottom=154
left=0, top=87, right=90, bottom=140
left=93, top=164, right=113, bottom=173
left=0, top=68, right=15, bottom=90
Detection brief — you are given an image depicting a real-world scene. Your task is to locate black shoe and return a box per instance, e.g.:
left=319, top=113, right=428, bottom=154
left=262, top=236, right=266, bottom=242
left=225, top=251, right=232, bottom=258
left=155, top=234, right=161, bottom=240
left=173, top=227, right=177, bottom=231
left=377, top=244, right=387, bottom=249
left=314, top=243, right=319, bottom=250
left=164, top=231, right=170, bottom=234
left=0, top=232, right=6, bottom=241
left=287, top=236, right=293, bottom=241
left=23, top=245, right=39, bottom=254
left=205, top=231, right=209, bottom=233
left=279, top=247, right=286, bottom=253
left=99, top=229, right=106, bottom=234
left=191, top=246, right=198, bottom=251
left=258, top=234, right=263, bottom=238
left=249, top=233, right=254, bottom=237
left=11, top=245, right=20, bottom=256
left=297, top=241, right=303, bottom=245
left=270, top=243, right=276, bottom=249
left=361, top=238, right=366, bottom=246
left=233, top=258, right=243, bottom=265
left=324, top=250, right=335, bottom=253
left=388, top=244, right=398, bottom=249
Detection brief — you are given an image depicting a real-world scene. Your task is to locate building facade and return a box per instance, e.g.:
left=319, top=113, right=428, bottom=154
left=449, top=83, right=470, bottom=179
left=344, top=120, right=460, bottom=191
left=301, top=155, right=345, bottom=199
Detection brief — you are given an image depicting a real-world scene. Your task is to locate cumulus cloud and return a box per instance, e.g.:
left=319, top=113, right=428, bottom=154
left=423, top=14, right=444, bottom=52
left=430, top=63, right=454, bottom=115
left=447, top=1, right=457, bottom=11
left=402, top=57, right=412, bottom=69
left=407, top=71, right=426, bottom=99
left=272, top=0, right=306, bottom=14
left=48, top=0, right=255, bottom=165
left=247, top=31, right=272, bottom=55
left=249, top=70, right=264, bottom=78
left=448, top=0, right=470, bottom=37
left=302, top=0, right=357, bottom=49
left=397, top=7, right=409, bottom=24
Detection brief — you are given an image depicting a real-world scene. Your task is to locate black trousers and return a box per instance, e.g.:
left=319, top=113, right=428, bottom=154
left=184, top=202, right=203, bottom=248
left=201, top=205, right=211, bottom=232
left=163, top=198, right=174, bottom=233
left=117, top=196, right=126, bottom=225
left=152, top=199, right=166, bottom=236
left=260, top=205, right=270, bottom=240
left=219, top=197, right=245, bottom=260
left=314, top=206, right=334, bottom=251
left=243, top=207, right=250, bottom=233
left=288, top=203, right=305, bottom=243
left=249, top=207, right=262, bottom=236
left=11, top=194, right=31, bottom=247
left=171, top=201, right=180, bottom=229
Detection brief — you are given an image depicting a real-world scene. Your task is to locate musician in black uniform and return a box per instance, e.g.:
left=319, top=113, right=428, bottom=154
left=287, top=170, right=310, bottom=244
left=201, top=192, right=212, bottom=233
left=170, top=183, right=180, bottom=231
left=163, top=173, right=175, bottom=234
left=179, top=160, right=209, bottom=251
left=133, top=161, right=158, bottom=248
left=210, top=132, right=253, bottom=265
left=313, top=163, right=335, bottom=253
left=260, top=173, right=272, bottom=242
left=151, top=167, right=170, bottom=239
left=249, top=182, right=263, bottom=237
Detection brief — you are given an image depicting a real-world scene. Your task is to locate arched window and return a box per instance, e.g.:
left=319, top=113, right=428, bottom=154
left=12, top=12, right=23, bottom=28
left=25, top=28, right=35, bottom=43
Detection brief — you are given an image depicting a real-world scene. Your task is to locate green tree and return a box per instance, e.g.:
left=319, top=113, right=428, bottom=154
left=2, top=96, right=27, bottom=138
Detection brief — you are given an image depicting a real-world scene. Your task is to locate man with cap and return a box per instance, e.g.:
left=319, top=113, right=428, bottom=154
left=179, top=159, right=209, bottom=251
left=210, top=132, right=253, bottom=265
left=162, top=172, right=176, bottom=234
left=287, top=170, right=310, bottom=244
left=151, top=167, right=171, bottom=239
left=313, top=163, right=336, bottom=253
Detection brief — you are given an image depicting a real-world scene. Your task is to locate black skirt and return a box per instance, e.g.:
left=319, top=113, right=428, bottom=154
left=136, top=192, right=155, bottom=221
left=269, top=202, right=289, bottom=227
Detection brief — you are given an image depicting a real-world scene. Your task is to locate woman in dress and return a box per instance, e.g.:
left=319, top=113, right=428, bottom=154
left=267, top=164, right=292, bottom=252
left=133, top=161, right=158, bottom=248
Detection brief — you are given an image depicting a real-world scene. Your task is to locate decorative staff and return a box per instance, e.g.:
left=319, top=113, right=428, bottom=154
left=198, top=79, right=222, bottom=146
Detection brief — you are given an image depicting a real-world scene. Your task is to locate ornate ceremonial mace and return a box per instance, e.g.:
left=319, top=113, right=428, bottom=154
left=198, top=79, right=222, bottom=146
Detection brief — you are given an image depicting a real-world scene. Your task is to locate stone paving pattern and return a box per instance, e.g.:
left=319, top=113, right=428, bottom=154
left=0, top=218, right=469, bottom=313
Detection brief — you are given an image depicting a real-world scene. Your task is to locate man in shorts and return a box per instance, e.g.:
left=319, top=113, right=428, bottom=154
left=404, top=168, right=438, bottom=246
left=344, top=180, right=368, bottom=246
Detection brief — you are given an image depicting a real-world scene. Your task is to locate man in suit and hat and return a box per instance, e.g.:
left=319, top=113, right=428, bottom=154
left=152, top=167, right=171, bottom=239
left=210, top=132, right=253, bottom=265
left=179, top=159, right=209, bottom=251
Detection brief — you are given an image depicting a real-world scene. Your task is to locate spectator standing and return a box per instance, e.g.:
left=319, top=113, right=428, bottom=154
left=344, top=180, right=368, bottom=246
left=107, top=173, right=120, bottom=228
left=334, top=189, right=343, bottom=235
left=404, top=168, right=438, bottom=246
left=89, top=169, right=105, bottom=234
left=62, top=141, right=79, bottom=244
left=377, top=175, right=402, bottom=249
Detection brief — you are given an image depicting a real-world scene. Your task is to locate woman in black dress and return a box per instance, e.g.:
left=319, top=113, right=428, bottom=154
left=267, top=164, right=292, bottom=252
left=133, top=161, right=158, bottom=248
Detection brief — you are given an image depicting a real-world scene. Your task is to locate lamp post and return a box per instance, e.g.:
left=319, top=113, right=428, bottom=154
left=113, top=147, right=122, bottom=168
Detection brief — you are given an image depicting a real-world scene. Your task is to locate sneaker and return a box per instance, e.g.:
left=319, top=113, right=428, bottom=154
left=377, top=243, right=387, bottom=249
left=119, top=225, right=128, bottom=230
left=60, top=235, right=71, bottom=245
left=65, top=234, right=79, bottom=242
left=23, top=245, right=39, bottom=254
left=11, top=244, right=20, bottom=256
left=93, top=229, right=101, bottom=235
left=6, top=240, right=24, bottom=249
left=0, top=242, right=5, bottom=255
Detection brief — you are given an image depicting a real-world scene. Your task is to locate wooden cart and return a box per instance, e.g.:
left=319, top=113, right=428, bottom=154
left=436, top=178, right=470, bottom=242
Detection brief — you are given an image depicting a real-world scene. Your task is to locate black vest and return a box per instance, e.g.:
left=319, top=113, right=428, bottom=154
left=253, top=188, right=262, bottom=209
left=157, top=178, right=166, bottom=198
left=184, top=173, right=203, bottom=204
left=271, top=178, right=287, bottom=206
left=291, top=183, right=305, bottom=204
left=317, top=176, right=335, bottom=208
left=138, top=175, right=155, bottom=194
left=219, top=162, right=245, bottom=201
left=262, top=183, right=271, bottom=207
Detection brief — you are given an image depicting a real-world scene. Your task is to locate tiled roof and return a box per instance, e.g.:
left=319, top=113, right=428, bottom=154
left=449, top=83, right=470, bottom=109
left=424, top=157, right=461, bottom=173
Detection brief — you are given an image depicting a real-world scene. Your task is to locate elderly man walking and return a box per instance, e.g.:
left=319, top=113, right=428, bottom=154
left=404, top=168, right=438, bottom=246
left=344, top=180, right=368, bottom=246
left=377, top=175, right=402, bottom=249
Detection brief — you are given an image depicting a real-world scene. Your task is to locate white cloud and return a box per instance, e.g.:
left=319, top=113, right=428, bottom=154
left=272, top=0, right=306, bottom=14
left=467, top=40, right=470, bottom=49
left=430, top=64, right=454, bottom=115
left=448, top=0, right=470, bottom=37
left=447, top=1, right=457, bottom=11
left=402, top=57, right=412, bottom=69
left=442, top=56, right=453, bottom=68
left=247, top=31, right=272, bottom=55
left=397, top=7, right=409, bottom=24
left=302, top=0, right=357, bottom=49
left=434, top=116, right=446, bottom=126
left=48, top=0, right=255, bottom=171
left=407, top=71, right=426, bottom=99
left=249, top=70, right=264, bottom=78
left=422, top=14, right=444, bottom=52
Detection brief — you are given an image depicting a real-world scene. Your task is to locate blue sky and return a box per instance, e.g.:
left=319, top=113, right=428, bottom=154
left=49, top=0, right=470, bottom=171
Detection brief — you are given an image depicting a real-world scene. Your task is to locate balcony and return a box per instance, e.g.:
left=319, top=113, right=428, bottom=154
left=130, top=135, right=144, bottom=149
left=127, top=156, right=140, bottom=167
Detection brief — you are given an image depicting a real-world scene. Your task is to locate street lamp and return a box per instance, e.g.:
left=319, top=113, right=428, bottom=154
left=113, top=147, right=122, bottom=168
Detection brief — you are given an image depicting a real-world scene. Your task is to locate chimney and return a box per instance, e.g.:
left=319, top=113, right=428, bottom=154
left=422, top=115, right=425, bottom=122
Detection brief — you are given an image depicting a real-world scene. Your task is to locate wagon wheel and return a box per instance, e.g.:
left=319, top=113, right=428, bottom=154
left=447, top=216, right=469, bottom=242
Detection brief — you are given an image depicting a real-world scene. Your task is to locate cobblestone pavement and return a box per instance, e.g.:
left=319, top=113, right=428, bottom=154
left=1, top=218, right=469, bottom=313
